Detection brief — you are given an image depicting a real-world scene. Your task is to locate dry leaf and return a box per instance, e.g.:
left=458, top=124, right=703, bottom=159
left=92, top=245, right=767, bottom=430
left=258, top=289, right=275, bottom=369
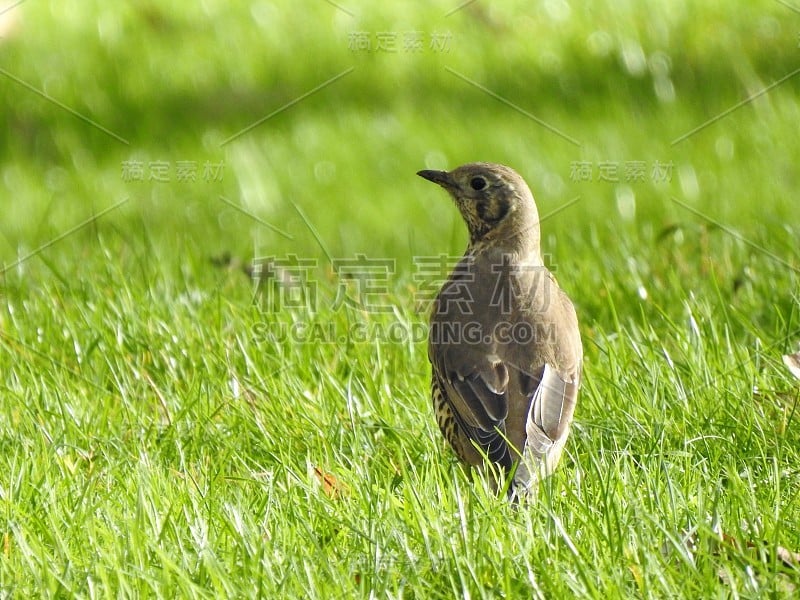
left=628, top=564, right=644, bottom=589
left=783, top=352, right=800, bottom=381
left=313, top=466, right=347, bottom=499
left=671, top=527, right=800, bottom=570
left=777, top=545, right=800, bottom=568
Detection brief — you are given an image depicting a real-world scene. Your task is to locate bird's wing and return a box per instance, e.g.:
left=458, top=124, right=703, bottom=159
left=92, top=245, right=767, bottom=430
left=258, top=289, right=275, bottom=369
left=432, top=348, right=514, bottom=468
left=520, top=284, right=582, bottom=455
left=524, top=362, right=580, bottom=456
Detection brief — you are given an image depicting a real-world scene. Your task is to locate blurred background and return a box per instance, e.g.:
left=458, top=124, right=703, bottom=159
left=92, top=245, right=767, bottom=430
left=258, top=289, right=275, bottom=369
left=0, top=0, right=797, bottom=326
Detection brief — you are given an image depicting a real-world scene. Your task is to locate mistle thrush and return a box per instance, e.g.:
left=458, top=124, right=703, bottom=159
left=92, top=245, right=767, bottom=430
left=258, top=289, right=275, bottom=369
left=417, top=162, right=582, bottom=499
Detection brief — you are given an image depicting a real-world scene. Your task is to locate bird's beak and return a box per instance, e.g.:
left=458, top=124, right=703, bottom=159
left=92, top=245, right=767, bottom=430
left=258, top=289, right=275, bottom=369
left=417, top=169, right=453, bottom=188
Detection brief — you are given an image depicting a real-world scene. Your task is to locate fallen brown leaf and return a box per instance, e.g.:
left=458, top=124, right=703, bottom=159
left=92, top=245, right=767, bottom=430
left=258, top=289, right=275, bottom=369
left=313, top=466, right=347, bottom=500
left=777, top=545, right=800, bottom=568
left=783, top=352, right=800, bottom=381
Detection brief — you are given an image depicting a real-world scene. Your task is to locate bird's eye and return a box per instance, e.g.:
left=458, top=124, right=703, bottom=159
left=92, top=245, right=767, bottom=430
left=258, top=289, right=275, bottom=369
left=470, top=177, right=486, bottom=191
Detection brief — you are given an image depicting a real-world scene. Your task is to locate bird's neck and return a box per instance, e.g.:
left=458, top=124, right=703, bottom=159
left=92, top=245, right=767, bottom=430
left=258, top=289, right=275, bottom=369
left=467, top=239, right=543, bottom=267
left=469, top=230, right=542, bottom=265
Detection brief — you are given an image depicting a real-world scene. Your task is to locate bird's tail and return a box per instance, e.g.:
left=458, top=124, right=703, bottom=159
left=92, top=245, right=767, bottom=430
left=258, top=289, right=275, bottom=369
left=509, top=431, right=570, bottom=501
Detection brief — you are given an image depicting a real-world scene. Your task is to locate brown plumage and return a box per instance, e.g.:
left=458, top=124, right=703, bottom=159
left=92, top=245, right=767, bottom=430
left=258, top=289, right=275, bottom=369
left=417, top=162, right=582, bottom=499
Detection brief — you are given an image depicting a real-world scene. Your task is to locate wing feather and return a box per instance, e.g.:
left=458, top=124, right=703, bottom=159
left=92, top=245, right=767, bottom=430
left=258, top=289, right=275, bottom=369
left=432, top=350, right=514, bottom=470
left=526, top=363, right=579, bottom=456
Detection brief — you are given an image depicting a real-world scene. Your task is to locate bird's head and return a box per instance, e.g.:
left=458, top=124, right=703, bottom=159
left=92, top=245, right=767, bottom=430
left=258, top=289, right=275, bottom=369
left=417, top=162, right=541, bottom=254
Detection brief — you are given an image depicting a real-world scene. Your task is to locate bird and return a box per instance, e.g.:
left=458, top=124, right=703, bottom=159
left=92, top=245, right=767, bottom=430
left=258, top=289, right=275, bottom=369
left=417, top=162, right=582, bottom=500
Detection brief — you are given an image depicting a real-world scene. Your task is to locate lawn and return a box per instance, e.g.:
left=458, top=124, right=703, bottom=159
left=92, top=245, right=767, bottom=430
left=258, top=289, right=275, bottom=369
left=1, top=0, right=799, bottom=597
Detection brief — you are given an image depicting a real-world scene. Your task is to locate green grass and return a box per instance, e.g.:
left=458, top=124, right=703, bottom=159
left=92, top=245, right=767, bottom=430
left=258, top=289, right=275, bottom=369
left=2, top=0, right=800, bottom=597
